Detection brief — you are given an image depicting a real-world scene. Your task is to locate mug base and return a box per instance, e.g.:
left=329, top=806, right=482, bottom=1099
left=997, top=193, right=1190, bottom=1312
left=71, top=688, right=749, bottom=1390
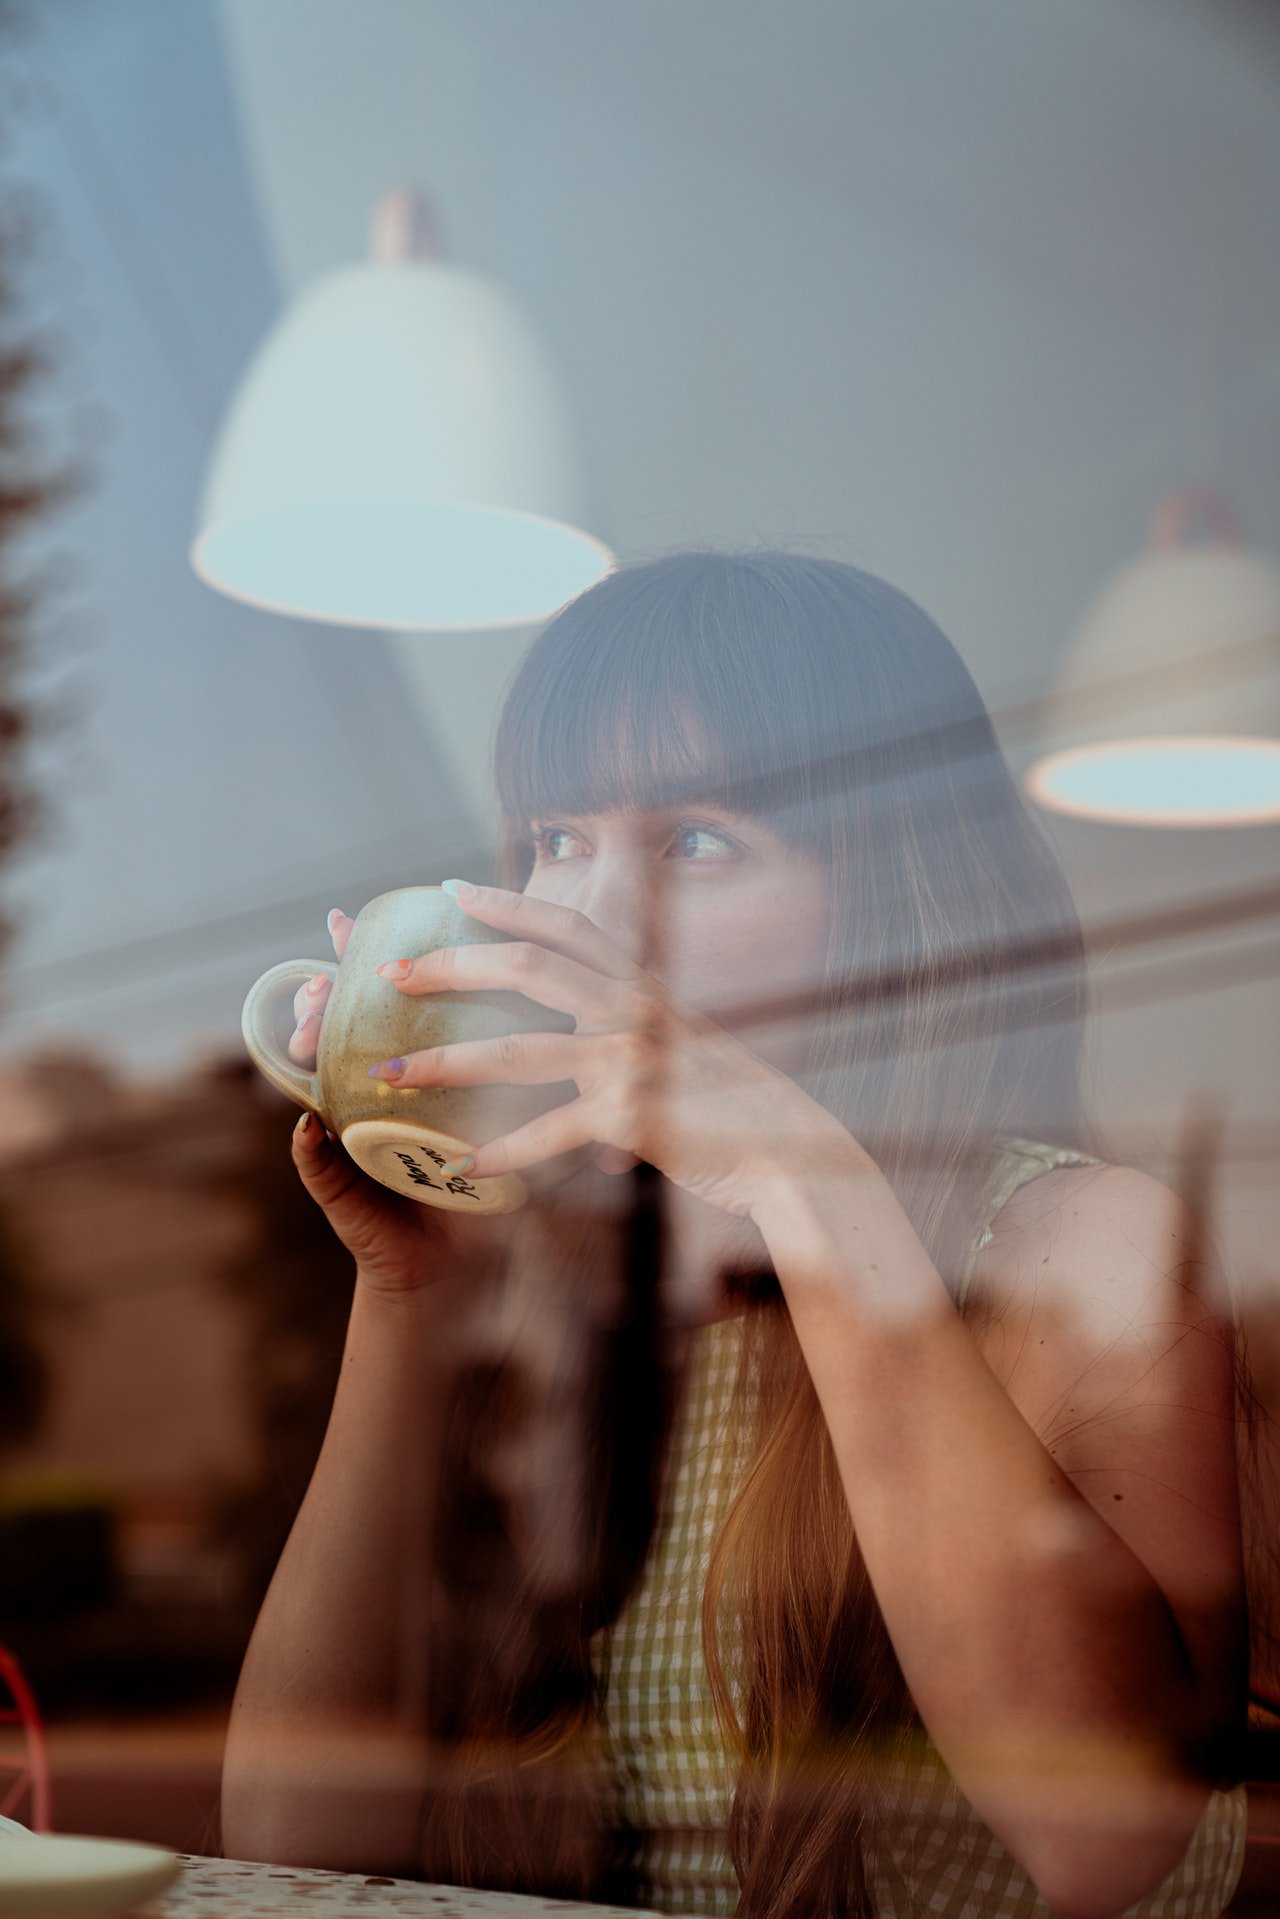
left=339, top=1118, right=529, bottom=1215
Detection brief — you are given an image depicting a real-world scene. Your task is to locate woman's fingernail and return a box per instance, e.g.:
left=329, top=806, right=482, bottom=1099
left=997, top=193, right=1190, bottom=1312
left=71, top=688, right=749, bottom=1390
left=441, top=878, right=477, bottom=902
left=375, top=958, right=412, bottom=980
left=304, top=973, right=327, bottom=996
left=441, top=1154, right=474, bottom=1175
left=295, top=1110, right=312, bottom=1137
left=368, top=1058, right=406, bottom=1080
left=295, top=1009, right=320, bottom=1035
left=326, top=908, right=347, bottom=936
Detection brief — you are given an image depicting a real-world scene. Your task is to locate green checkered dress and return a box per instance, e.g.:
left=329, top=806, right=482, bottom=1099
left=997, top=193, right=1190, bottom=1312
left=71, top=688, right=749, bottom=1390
left=589, top=1137, right=1248, bottom=1917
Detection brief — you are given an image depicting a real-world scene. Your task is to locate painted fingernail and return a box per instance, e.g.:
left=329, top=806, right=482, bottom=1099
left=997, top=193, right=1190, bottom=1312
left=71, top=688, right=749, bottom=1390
left=295, top=1009, right=320, bottom=1034
left=367, top=1058, right=406, bottom=1080
left=326, top=908, right=347, bottom=935
left=375, top=958, right=412, bottom=980
left=441, top=879, right=476, bottom=901
left=304, top=973, right=327, bottom=996
left=295, top=1110, right=312, bottom=1137
left=441, top=1154, right=474, bottom=1174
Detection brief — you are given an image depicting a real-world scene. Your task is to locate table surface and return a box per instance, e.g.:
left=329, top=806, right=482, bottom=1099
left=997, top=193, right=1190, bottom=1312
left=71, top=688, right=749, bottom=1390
left=148, top=1854, right=667, bottom=1918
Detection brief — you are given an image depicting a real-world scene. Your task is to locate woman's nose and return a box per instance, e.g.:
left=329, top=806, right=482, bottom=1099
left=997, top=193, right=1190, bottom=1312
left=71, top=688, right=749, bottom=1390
left=575, top=864, right=671, bottom=971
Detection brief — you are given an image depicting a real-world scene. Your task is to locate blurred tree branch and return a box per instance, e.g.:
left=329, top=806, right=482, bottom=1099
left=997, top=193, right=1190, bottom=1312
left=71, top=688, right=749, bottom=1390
left=0, top=0, right=90, bottom=953
left=0, top=0, right=90, bottom=1449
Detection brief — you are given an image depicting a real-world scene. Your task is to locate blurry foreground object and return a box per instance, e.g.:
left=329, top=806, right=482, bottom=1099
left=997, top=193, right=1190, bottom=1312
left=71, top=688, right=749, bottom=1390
left=191, top=187, right=612, bottom=631
left=0, top=1639, right=50, bottom=1831
left=0, top=1832, right=180, bottom=1915
left=1025, top=489, right=1280, bottom=826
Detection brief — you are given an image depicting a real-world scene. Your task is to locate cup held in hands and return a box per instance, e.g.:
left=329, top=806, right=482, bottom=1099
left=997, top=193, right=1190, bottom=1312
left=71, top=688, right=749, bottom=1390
left=241, top=886, right=575, bottom=1214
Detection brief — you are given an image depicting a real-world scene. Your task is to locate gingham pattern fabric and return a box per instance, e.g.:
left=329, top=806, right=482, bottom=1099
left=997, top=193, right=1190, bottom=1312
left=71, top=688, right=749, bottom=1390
left=589, top=1137, right=1249, bottom=1918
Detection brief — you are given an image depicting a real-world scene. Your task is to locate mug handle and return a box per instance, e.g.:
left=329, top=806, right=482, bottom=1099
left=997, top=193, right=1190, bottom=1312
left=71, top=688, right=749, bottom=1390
left=241, top=958, right=338, bottom=1110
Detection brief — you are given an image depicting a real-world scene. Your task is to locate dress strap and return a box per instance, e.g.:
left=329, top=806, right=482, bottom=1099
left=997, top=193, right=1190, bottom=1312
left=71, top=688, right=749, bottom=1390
left=956, top=1134, right=1103, bottom=1316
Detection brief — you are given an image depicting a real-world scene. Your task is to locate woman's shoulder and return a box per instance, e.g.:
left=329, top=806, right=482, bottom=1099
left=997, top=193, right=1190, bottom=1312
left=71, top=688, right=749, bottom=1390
left=964, top=1134, right=1224, bottom=1343
left=983, top=1134, right=1184, bottom=1246
left=956, top=1133, right=1107, bottom=1312
left=980, top=1131, right=1128, bottom=1236
left=989, top=1129, right=1106, bottom=1183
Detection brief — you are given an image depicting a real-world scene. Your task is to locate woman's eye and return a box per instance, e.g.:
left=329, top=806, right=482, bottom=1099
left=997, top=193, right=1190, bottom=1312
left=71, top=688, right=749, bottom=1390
left=529, top=820, right=739, bottom=863
left=672, top=823, right=737, bottom=859
left=530, top=825, right=582, bottom=862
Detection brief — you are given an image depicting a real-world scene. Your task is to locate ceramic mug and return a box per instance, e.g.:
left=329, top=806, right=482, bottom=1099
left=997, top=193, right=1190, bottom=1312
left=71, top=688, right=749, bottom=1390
left=241, top=886, right=574, bottom=1215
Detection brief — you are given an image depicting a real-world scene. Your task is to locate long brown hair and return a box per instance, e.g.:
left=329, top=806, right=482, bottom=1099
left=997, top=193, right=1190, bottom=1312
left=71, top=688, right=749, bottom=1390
left=417, top=548, right=1104, bottom=1912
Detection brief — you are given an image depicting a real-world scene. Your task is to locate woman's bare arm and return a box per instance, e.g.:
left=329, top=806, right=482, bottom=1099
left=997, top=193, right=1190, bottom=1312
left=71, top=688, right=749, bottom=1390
left=750, top=1155, right=1246, bottom=1919
left=220, top=1270, right=472, bottom=1873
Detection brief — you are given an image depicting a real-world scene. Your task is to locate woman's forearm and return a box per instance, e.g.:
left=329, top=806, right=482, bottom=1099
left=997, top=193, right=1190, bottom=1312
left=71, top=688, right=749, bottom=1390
left=750, top=1155, right=1214, bottom=1919
left=221, top=1275, right=467, bottom=1874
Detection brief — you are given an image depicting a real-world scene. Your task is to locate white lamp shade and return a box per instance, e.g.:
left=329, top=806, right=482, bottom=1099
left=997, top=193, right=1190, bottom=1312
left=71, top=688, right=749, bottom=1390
left=1025, top=535, right=1280, bottom=826
left=192, top=261, right=614, bottom=630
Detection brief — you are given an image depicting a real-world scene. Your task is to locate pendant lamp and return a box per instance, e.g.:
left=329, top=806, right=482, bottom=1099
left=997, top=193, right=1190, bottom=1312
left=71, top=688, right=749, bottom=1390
left=191, top=188, right=613, bottom=631
left=1024, top=489, right=1280, bottom=827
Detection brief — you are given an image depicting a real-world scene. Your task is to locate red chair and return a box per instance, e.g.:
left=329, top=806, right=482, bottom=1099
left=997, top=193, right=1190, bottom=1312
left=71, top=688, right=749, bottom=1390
left=0, top=1643, right=51, bottom=1832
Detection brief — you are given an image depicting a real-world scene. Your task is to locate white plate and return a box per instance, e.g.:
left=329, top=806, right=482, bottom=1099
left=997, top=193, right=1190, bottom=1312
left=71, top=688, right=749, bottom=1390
left=0, top=1833, right=180, bottom=1918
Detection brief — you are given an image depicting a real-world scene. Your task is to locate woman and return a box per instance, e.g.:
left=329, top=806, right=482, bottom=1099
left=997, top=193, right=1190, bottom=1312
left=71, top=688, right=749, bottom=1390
left=222, top=551, right=1250, bottom=1919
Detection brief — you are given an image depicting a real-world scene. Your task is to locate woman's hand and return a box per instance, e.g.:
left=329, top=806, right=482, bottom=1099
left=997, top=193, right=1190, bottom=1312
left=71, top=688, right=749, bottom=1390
left=365, top=882, right=859, bottom=1222
left=285, top=909, right=468, bottom=1295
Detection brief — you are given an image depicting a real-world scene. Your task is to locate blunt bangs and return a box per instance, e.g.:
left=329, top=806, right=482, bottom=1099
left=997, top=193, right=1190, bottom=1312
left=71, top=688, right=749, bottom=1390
left=493, top=555, right=842, bottom=852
